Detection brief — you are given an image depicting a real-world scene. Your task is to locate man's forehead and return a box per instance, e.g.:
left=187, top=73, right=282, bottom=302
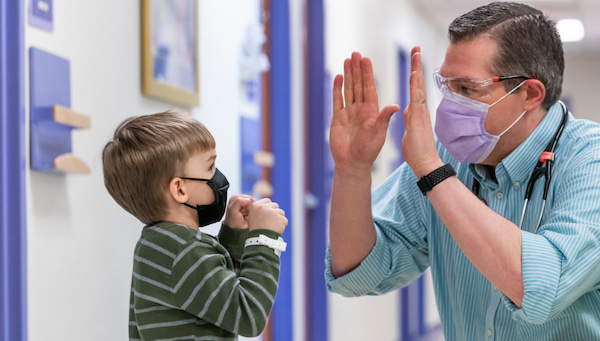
left=441, top=38, right=497, bottom=78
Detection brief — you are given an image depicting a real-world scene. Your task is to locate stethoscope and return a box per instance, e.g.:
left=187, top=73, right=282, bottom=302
left=472, top=101, right=569, bottom=234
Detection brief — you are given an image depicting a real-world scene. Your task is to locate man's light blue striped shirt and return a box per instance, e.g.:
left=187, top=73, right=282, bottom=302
left=325, top=102, right=600, bottom=340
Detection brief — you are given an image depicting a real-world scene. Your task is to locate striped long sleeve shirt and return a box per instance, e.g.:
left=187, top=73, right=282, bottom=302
left=129, top=221, right=281, bottom=340
left=325, top=102, right=600, bottom=340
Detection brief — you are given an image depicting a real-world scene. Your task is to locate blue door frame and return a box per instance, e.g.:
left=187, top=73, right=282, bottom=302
left=267, top=0, right=293, bottom=339
left=0, top=0, right=28, bottom=341
left=395, top=47, right=427, bottom=340
left=306, top=0, right=329, bottom=340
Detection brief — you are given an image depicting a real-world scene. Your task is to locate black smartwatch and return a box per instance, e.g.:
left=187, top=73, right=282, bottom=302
left=417, top=163, right=456, bottom=195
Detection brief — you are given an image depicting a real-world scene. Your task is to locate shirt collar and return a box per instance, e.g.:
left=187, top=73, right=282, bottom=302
left=466, top=101, right=565, bottom=186
left=500, top=101, right=565, bottom=184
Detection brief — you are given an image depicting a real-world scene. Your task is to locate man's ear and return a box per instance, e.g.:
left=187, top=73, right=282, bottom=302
left=168, top=177, right=188, bottom=204
left=523, top=79, right=546, bottom=111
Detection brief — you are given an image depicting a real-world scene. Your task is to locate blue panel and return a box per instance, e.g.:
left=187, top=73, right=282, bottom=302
left=391, top=48, right=409, bottom=170
left=29, top=47, right=70, bottom=108
left=397, top=46, right=428, bottom=341
left=306, top=0, right=328, bottom=340
left=268, top=0, right=293, bottom=340
left=398, top=47, right=433, bottom=340
left=30, top=119, right=73, bottom=170
left=0, top=0, right=28, bottom=340
left=240, top=116, right=262, bottom=195
left=29, top=47, right=74, bottom=172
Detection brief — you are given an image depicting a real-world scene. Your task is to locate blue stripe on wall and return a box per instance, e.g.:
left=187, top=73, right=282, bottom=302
left=397, top=46, right=428, bottom=341
left=306, top=0, right=328, bottom=340
left=0, top=0, right=28, bottom=340
left=268, top=0, right=293, bottom=340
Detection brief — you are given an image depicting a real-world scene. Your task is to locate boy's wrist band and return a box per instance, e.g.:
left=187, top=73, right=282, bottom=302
left=245, top=234, right=287, bottom=257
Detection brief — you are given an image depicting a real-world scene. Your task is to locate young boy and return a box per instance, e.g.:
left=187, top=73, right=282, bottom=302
left=102, top=110, right=288, bottom=340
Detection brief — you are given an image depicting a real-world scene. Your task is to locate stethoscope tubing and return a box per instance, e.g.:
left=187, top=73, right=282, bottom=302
left=473, top=101, right=569, bottom=233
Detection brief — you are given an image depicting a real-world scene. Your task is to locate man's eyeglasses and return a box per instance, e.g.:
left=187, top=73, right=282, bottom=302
left=433, top=68, right=531, bottom=100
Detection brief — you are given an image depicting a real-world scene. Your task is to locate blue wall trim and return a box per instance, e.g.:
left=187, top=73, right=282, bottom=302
left=396, top=46, right=427, bottom=341
left=0, top=0, right=28, bottom=340
left=268, top=0, right=293, bottom=340
left=306, top=0, right=328, bottom=340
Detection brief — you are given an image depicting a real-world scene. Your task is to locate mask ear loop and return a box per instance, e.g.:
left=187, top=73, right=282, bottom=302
left=490, top=79, right=528, bottom=106
left=498, top=110, right=527, bottom=137
left=490, top=79, right=529, bottom=137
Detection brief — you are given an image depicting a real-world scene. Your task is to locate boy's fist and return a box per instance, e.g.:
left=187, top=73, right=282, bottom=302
left=223, top=194, right=254, bottom=229
left=247, top=198, right=288, bottom=235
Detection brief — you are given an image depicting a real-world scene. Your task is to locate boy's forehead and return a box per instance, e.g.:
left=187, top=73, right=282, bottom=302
left=195, top=147, right=217, bottom=161
left=185, top=148, right=217, bottom=172
left=206, top=148, right=217, bottom=159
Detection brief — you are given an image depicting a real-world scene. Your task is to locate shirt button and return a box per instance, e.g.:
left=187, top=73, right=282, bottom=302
left=514, top=182, right=521, bottom=188
left=496, top=192, right=503, bottom=199
left=487, top=329, right=493, bottom=337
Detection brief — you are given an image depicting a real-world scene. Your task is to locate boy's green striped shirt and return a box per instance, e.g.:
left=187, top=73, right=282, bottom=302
left=129, top=221, right=281, bottom=340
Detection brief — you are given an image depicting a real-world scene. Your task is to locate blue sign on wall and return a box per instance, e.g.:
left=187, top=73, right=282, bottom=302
left=29, top=0, right=53, bottom=31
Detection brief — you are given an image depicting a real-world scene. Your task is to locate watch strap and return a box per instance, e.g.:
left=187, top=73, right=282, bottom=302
left=417, top=163, right=456, bottom=195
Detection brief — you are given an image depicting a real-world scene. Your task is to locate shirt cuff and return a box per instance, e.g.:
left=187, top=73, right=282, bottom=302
left=218, top=224, right=249, bottom=258
left=324, top=228, right=392, bottom=297
left=504, top=231, right=562, bottom=324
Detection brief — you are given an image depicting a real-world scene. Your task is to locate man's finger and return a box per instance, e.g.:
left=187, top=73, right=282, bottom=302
left=409, top=70, right=426, bottom=107
left=352, top=52, right=364, bottom=103
left=333, top=74, right=344, bottom=112
left=343, top=58, right=354, bottom=104
left=410, top=49, right=427, bottom=97
left=380, top=104, right=401, bottom=121
left=375, top=104, right=401, bottom=135
left=361, top=57, right=378, bottom=104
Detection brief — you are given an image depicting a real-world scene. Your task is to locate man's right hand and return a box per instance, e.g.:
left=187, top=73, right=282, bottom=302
left=328, top=52, right=399, bottom=278
left=330, top=52, right=400, bottom=174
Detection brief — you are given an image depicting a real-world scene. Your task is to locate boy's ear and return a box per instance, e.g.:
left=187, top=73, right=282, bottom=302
left=168, top=177, right=189, bottom=204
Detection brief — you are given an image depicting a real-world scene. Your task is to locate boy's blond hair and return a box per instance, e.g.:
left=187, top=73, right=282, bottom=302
left=102, top=110, right=215, bottom=224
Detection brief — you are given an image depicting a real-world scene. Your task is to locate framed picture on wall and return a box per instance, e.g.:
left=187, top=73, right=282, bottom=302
left=142, top=0, right=199, bottom=107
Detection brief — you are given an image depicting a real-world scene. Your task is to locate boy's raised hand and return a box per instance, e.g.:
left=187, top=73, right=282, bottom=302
left=223, top=194, right=255, bottom=229
left=247, top=198, right=288, bottom=235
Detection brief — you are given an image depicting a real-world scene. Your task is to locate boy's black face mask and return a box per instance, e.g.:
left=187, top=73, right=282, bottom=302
left=181, top=168, right=230, bottom=227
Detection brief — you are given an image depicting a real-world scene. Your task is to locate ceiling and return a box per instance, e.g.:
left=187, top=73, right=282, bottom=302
left=409, top=0, right=600, bottom=56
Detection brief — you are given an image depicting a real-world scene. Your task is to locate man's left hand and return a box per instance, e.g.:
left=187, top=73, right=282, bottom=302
left=402, top=46, right=444, bottom=178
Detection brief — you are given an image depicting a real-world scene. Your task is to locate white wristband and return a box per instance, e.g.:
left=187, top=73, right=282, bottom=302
left=245, top=234, right=287, bottom=257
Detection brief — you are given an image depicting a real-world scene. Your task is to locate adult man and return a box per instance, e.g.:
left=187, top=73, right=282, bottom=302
left=325, top=2, right=600, bottom=340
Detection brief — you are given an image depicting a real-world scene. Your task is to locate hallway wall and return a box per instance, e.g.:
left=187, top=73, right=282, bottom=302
left=25, top=1, right=261, bottom=340
left=20, top=1, right=599, bottom=340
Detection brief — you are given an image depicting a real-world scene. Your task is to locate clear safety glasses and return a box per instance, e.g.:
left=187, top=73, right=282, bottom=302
left=433, top=68, right=530, bottom=100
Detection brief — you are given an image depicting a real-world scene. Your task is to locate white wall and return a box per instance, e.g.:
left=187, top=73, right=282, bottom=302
left=25, top=1, right=262, bottom=340
left=324, top=1, right=447, bottom=340
left=563, top=52, right=600, bottom=122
